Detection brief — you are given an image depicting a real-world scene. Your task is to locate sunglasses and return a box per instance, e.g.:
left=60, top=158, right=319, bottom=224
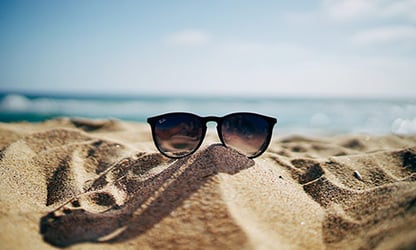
left=147, top=112, right=277, bottom=159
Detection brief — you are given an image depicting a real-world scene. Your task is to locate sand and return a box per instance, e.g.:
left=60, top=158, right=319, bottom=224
left=0, top=118, right=415, bottom=250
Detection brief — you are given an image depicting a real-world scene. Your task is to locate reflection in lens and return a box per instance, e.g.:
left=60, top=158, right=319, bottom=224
left=153, top=114, right=204, bottom=157
left=221, top=114, right=270, bottom=157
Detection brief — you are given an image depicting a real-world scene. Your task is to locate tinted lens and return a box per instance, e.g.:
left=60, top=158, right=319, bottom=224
left=152, top=113, right=204, bottom=158
left=220, top=113, right=272, bottom=157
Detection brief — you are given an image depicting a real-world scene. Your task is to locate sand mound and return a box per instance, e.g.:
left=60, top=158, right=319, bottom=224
left=0, top=119, right=415, bottom=249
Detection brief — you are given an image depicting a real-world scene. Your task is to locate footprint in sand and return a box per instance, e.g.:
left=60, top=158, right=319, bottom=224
left=274, top=147, right=416, bottom=249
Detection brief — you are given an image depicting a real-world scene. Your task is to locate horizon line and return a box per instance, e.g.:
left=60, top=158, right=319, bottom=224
left=0, top=88, right=415, bottom=101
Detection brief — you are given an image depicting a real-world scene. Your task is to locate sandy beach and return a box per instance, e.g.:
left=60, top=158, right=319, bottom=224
left=0, top=118, right=415, bottom=250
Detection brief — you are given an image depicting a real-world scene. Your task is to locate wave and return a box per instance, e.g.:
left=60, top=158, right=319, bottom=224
left=392, top=118, right=416, bottom=135
left=0, top=94, right=193, bottom=120
left=0, top=94, right=281, bottom=117
left=1, top=93, right=416, bottom=135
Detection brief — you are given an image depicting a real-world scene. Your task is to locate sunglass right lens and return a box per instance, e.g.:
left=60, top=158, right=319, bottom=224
left=221, top=113, right=272, bottom=158
left=152, top=113, right=204, bottom=158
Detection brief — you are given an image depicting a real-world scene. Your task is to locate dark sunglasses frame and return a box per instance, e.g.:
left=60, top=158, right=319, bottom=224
left=147, top=112, right=277, bottom=159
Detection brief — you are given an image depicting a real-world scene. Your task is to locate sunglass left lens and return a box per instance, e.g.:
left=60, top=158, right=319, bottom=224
left=220, top=113, right=272, bottom=157
left=153, top=113, right=204, bottom=158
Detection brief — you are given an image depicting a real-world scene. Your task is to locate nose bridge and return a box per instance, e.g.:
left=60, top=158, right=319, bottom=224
left=203, top=116, right=222, bottom=143
left=203, top=116, right=222, bottom=133
left=204, top=116, right=221, bottom=124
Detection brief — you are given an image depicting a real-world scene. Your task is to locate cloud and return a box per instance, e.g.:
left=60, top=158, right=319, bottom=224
left=351, top=25, right=416, bottom=45
left=165, top=29, right=210, bottom=47
left=220, top=40, right=311, bottom=58
left=323, top=0, right=416, bottom=21
left=323, top=0, right=375, bottom=20
left=320, top=1, right=416, bottom=46
left=380, top=0, right=416, bottom=21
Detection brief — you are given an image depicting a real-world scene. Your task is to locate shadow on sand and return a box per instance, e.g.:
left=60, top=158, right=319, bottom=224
left=40, top=144, right=254, bottom=247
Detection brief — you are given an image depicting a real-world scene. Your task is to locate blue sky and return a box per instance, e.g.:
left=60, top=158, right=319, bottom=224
left=1, top=0, right=415, bottom=97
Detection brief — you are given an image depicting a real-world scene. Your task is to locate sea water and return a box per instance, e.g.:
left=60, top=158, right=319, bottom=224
left=1, top=92, right=415, bottom=135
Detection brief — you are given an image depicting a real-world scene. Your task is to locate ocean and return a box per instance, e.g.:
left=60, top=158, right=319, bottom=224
left=1, top=92, right=415, bottom=135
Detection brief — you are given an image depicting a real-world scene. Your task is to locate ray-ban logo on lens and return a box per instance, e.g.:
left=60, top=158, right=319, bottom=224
left=158, top=118, right=167, bottom=124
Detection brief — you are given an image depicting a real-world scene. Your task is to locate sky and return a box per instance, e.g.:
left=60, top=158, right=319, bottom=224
left=0, top=0, right=416, bottom=97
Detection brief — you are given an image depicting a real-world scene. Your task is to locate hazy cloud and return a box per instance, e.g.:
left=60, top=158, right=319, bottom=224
left=323, top=0, right=416, bottom=21
left=323, top=0, right=374, bottom=20
left=351, top=25, right=416, bottom=45
left=165, top=29, right=211, bottom=47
